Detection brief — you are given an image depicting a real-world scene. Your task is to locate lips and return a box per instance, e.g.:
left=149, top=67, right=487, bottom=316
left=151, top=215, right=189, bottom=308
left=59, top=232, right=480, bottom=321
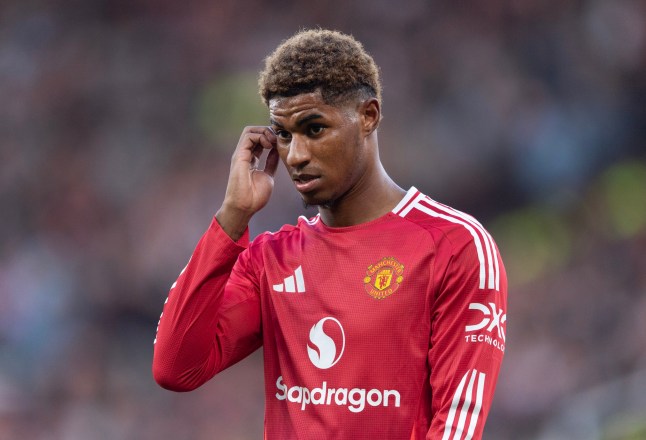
left=292, top=173, right=321, bottom=193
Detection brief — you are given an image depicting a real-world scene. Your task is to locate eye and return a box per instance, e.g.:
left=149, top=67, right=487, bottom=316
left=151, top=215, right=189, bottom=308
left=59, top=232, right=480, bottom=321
left=308, top=124, right=325, bottom=136
left=274, top=129, right=292, bottom=141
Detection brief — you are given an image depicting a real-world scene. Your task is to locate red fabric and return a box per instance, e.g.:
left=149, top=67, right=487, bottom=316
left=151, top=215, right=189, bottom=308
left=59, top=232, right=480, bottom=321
left=153, top=187, right=507, bottom=439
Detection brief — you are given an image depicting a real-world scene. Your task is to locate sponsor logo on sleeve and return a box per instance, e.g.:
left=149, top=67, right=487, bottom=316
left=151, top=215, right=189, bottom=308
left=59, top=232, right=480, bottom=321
left=464, top=302, right=506, bottom=353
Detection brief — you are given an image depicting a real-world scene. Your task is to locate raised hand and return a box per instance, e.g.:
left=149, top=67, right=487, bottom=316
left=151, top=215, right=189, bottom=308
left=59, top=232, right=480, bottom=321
left=215, top=126, right=279, bottom=241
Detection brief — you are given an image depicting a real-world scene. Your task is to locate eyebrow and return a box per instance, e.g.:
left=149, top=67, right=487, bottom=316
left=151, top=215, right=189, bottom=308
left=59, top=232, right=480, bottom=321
left=296, top=114, right=323, bottom=126
left=270, top=114, right=323, bottom=129
left=269, top=119, right=284, bottom=129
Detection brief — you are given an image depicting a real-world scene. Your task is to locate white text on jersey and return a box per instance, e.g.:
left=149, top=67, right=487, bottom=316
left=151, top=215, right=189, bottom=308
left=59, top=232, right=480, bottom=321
left=464, top=302, right=506, bottom=353
left=275, top=376, right=401, bottom=413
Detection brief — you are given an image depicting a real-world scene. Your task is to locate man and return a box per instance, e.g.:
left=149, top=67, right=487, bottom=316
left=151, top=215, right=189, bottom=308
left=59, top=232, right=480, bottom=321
left=153, top=29, right=507, bottom=439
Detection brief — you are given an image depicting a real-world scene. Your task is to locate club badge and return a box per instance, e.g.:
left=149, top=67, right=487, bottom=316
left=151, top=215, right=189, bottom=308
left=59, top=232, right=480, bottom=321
left=363, top=257, right=404, bottom=300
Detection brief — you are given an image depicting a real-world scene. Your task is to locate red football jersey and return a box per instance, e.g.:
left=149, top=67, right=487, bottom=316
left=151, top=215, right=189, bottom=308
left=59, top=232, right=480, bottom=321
left=153, top=187, right=507, bottom=439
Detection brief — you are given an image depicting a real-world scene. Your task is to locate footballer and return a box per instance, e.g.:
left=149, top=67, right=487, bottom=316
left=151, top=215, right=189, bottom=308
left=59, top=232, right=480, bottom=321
left=153, top=29, right=507, bottom=439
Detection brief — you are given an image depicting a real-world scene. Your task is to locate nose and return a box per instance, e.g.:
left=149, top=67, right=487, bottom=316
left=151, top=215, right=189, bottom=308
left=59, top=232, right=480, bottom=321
left=285, top=134, right=311, bottom=168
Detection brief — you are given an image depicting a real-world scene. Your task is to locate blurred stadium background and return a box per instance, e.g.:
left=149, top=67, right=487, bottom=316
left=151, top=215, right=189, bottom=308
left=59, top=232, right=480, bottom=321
left=1, top=0, right=645, bottom=439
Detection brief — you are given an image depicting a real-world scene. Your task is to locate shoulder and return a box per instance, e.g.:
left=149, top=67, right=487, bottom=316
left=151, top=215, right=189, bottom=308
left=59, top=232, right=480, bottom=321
left=394, top=187, right=492, bottom=244
left=248, top=214, right=318, bottom=249
left=394, top=187, right=501, bottom=290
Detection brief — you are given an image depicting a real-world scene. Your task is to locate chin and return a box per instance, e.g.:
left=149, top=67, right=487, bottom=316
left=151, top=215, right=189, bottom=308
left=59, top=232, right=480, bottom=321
left=300, top=193, right=335, bottom=209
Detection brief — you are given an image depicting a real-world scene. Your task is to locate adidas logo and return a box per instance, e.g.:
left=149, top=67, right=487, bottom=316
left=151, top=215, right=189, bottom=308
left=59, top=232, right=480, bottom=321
left=273, top=266, right=306, bottom=293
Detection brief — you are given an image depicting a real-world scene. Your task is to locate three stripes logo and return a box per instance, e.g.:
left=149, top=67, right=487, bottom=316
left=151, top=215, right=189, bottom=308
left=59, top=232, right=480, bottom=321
left=273, top=265, right=306, bottom=293
left=442, top=369, right=486, bottom=440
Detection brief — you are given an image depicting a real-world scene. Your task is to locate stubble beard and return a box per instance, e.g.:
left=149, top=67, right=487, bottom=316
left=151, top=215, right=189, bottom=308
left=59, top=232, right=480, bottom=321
left=302, top=199, right=334, bottom=210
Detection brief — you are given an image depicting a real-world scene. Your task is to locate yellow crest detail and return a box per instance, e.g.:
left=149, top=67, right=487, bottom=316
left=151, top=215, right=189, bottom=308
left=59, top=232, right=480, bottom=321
left=374, top=269, right=393, bottom=290
left=364, top=257, right=405, bottom=300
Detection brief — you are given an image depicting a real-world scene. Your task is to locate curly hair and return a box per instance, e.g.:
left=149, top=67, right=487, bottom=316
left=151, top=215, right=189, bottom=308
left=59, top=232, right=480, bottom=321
left=258, top=29, right=382, bottom=106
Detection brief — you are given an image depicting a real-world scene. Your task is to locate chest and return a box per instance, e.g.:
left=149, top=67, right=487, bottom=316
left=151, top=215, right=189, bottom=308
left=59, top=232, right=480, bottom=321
left=259, top=230, right=437, bottom=346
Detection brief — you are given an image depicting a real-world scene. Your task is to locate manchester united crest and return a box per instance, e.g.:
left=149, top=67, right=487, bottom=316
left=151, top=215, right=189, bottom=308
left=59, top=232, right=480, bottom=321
left=363, top=257, right=405, bottom=300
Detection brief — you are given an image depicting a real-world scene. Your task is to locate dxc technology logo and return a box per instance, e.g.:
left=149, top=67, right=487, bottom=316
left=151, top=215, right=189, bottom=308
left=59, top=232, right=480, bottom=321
left=307, top=317, right=345, bottom=369
left=464, top=302, right=506, bottom=353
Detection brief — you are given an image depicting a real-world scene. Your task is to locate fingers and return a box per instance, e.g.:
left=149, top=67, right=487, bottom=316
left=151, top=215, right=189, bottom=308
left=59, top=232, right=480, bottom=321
left=257, top=129, right=276, bottom=150
left=241, top=126, right=276, bottom=151
left=234, top=126, right=278, bottom=173
left=220, top=126, right=279, bottom=225
left=234, top=126, right=277, bottom=166
left=264, top=146, right=280, bottom=177
left=250, top=144, right=264, bottom=168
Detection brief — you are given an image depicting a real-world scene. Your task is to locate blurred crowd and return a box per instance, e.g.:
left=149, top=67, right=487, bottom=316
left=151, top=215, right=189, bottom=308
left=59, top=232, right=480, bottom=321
left=1, top=0, right=645, bottom=439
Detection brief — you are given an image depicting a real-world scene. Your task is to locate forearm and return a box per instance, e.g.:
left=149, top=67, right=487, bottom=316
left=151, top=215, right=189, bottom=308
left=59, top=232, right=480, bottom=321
left=215, top=204, right=253, bottom=243
left=425, top=234, right=507, bottom=438
left=153, top=125, right=277, bottom=391
left=152, top=217, right=250, bottom=391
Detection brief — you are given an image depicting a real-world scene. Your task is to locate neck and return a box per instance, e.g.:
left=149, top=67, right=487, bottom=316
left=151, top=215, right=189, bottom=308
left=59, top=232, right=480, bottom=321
left=318, top=162, right=405, bottom=228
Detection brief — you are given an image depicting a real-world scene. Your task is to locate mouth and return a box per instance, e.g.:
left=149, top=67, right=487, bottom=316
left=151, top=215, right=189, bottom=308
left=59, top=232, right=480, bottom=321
left=292, top=173, right=321, bottom=193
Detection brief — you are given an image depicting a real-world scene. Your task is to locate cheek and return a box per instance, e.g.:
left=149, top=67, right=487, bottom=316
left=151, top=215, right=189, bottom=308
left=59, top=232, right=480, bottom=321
left=339, top=129, right=364, bottom=164
left=332, top=139, right=363, bottom=181
left=328, top=129, right=360, bottom=160
left=276, top=145, right=290, bottom=163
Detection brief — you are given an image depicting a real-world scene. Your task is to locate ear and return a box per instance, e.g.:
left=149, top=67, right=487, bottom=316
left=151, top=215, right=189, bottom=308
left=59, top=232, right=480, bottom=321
left=359, top=98, right=381, bottom=136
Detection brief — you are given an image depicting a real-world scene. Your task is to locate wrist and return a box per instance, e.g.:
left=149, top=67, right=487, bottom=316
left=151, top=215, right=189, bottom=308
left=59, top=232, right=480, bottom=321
left=215, top=205, right=253, bottom=242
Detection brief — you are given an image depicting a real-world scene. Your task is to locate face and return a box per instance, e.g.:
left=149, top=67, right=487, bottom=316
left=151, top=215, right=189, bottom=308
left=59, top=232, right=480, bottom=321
left=269, top=91, right=375, bottom=208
